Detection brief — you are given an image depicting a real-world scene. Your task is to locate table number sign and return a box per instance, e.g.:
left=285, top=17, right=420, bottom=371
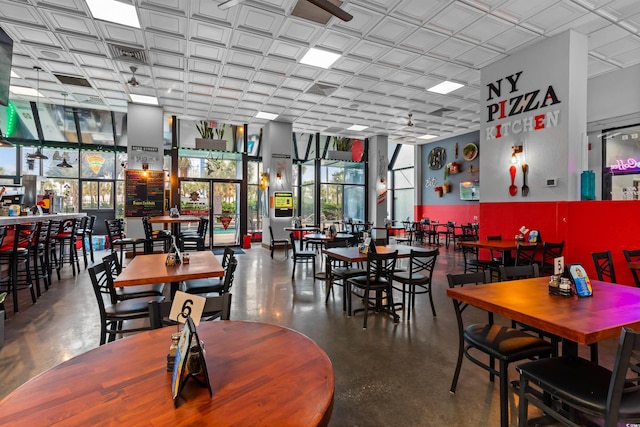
left=170, top=291, right=206, bottom=326
left=171, top=317, right=212, bottom=405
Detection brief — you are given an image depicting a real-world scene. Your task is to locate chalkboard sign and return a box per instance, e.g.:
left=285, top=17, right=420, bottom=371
left=125, top=170, right=165, bottom=217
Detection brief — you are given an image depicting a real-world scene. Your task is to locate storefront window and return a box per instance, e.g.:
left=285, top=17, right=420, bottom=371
left=1, top=100, right=38, bottom=139
left=39, top=103, right=78, bottom=142
left=76, top=108, right=114, bottom=145
left=603, top=124, right=640, bottom=200
left=81, top=150, right=115, bottom=179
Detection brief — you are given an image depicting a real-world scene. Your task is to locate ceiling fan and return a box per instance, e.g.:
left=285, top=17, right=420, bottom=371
left=219, top=0, right=353, bottom=22
left=127, top=66, right=139, bottom=87
left=407, top=112, right=414, bottom=127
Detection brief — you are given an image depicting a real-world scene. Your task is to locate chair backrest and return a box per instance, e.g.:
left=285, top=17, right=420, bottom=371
left=148, top=293, right=232, bottom=329
left=14, top=222, right=37, bottom=251
left=515, top=243, right=537, bottom=265
left=592, top=250, right=616, bottom=283
left=102, top=252, right=122, bottom=277
left=87, top=215, right=97, bottom=235
left=447, top=271, right=492, bottom=323
left=604, top=327, right=640, bottom=426
left=458, top=235, right=478, bottom=264
left=269, top=225, right=276, bottom=242
left=541, top=241, right=565, bottom=273
left=499, top=264, right=539, bottom=281
left=88, top=260, right=117, bottom=310
left=622, top=249, right=640, bottom=287
left=325, top=239, right=347, bottom=249
left=141, top=216, right=153, bottom=240
left=197, top=217, right=209, bottom=237
left=76, top=216, right=88, bottom=234
left=366, top=250, right=397, bottom=282
left=220, top=256, right=237, bottom=293
left=289, top=233, right=299, bottom=255
left=105, top=219, right=123, bottom=243
left=221, top=246, right=235, bottom=268
left=57, top=218, right=77, bottom=237
left=408, top=249, right=438, bottom=279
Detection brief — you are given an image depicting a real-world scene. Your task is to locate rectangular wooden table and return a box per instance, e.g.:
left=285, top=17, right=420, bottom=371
left=447, top=277, right=640, bottom=355
left=457, top=238, right=538, bottom=265
left=114, top=252, right=224, bottom=297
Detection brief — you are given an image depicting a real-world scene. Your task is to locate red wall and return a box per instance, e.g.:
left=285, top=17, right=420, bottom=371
left=415, top=204, right=480, bottom=227
left=478, top=201, right=640, bottom=286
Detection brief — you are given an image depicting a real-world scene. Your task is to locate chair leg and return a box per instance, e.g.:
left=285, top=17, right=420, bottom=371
left=449, top=333, right=464, bottom=393
left=518, top=375, right=529, bottom=427
left=291, top=259, right=296, bottom=279
left=428, top=284, right=436, bottom=317
left=499, top=360, right=509, bottom=427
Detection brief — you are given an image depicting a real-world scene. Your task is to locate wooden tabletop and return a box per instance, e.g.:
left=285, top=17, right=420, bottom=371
left=304, top=233, right=354, bottom=241
left=0, top=321, right=335, bottom=427
left=148, top=215, right=202, bottom=224
left=446, top=277, right=640, bottom=345
left=114, top=252, right=223, bottom=287
left=456, top=238, right=537, bottom=251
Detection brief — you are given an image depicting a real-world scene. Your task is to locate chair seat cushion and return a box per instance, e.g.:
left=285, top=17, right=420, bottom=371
left=296, top=250, right=316, bottom=257
left=517, top=356, right=640, bottom=417
left=116, top=284, right=164, bottom=299
left=465, top=323, right=552, bottom=362
left=105, top=295, right=164, bottom=316
left=112, top=237, right=146, bottom=245
left=333, top=267, right=366, bottom=279
left=392, top=271, right=429, bottom=284
left=184, top=278, right=223, bottom=294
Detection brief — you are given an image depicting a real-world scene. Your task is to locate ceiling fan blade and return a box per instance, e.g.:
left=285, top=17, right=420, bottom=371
left=306, top=0, right=353, bottom=22
left=219, top=0, right=249, bottom=10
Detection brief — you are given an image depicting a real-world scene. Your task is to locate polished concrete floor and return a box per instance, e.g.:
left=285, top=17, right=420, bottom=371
left=1, top=243, right=617, bottom=426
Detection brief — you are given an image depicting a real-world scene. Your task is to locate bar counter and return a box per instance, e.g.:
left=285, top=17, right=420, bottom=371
left=0, top=212, right=86, bottom=226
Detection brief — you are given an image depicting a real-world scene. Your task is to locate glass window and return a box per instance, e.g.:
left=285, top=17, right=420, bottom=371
left=42, top=178, right=79, bottom=213
left=113, top=111, right=127, bottom=146
left=247, top=125, right=261, bottom=157
left=81, top=150, right=115, bottom=179
left=39, top=103, right=78, bottom=142
left=116, top=181, right=125, bottom=218
left=394, top=189, right=413, bottom=222
left=76, top=108, right=114, bottom=145
left=1, top=101, right=38, bottom=139
left=40, top=148, right=79, bottom=178
left=604, top=124, right=640, bottom=200
left=0, top=146, right=17, bottom=176
left=394, top=144, right=415, bottom=169
left=177, top=149, right=241, bottom=179
left=300, top=161, right=314, bottom=224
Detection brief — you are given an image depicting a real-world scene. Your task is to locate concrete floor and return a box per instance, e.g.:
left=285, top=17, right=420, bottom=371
left=1, top=243, right=616, bottom=426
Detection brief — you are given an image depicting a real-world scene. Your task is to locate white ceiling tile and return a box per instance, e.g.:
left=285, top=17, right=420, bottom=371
left=455, top=45, right=506, bottom=68
left=269, top=40, right=307, bottom=60
left=428, top=2, right=485, bottom=35
left=429, top=37, right=475, bottom=61
left=589, top=24, right=631, bottom=49
left=494, top=0, right=560, bottom=23
left=485, top=25, right=538, bottom=52
left=190, top=21, right=231, bottom=45
left=523, top=0, right=587, bottom=34
left=331, top=5, right=385, bottom=38
left=600, top=0, right=640, bottom=20
left=95, top=21, right=145, bottom=46
left=277, top=19, right=319, bottom=44
left=458, top=14, right=513, bottom=44
left=399, top=28, right=448, bottom=54
left=0, top=2, right=45, bottom=26
left=139, top=10, right=186, bottom=36
left=367, top=16, right=417, bottom=45
left=147, top=33, right=187, bottom=55
left=315, top=30, right=358, bottom=53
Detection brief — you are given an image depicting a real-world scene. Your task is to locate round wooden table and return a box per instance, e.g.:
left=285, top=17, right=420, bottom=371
left=0, top=321, right=334, bottom=426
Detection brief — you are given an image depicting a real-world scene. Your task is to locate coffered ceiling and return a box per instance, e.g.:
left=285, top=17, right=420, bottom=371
left=2, top=0, right=640, bottom=144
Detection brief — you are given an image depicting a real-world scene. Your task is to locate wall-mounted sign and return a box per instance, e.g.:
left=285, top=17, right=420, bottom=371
left=273, top=191, right=293, bottom=218
left=125, top=169, right=165, bottom=217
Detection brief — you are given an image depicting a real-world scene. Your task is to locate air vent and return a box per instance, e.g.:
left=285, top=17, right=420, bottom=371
left=292, top=0, right=343, bottom=25
left=429, top=108, right=455, bottom=117
left=54, top=74, right=92, bottom=88
left=73, top=95, right=105, bottom=105
left=108, top=43, right=148, bottom=64
left=307, top=83, right=338, bottom=96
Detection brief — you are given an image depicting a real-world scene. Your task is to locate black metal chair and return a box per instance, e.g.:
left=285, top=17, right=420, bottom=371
left=142, top=216, right=172, bottom=254
left=0, top=224, right=36, bottom=313
left=269, top=225, right=289, bottom=259
left=290, top=233, right=316, bottom=279
left=105, top=219, right=146, bottom=266
left=438, top=221, right=456, bottom=249
left=394, top=221, right=413, bottom=245
left=516, top=327, right=640, bottom=427
left=102, top=252, right=164, bottom=300
left=88, top=258, right=163, bottom=345
left=148, top=293, right=232, bottom=329
left=538, top=241, right=564, bottom=275
left=28, top=221, right=49, bottom=297
left=622, top=249, right=640, bottom=287
left=54, top=217, right=80, bottom=279
left=347, top=250, right=399, bottom=328
left=515, top=242, right=538, bottom=266
left=592, top=250, right=616, bottom=282
left=325, top=239, right=365, bottom=312
left=179, top=216, right=208, bottom=251
left=183, top=255, right=237, bottom=296
left=447, top=271, right=553, bottom=427
left=392, top=248, right=438, bottom=320
left=76, top=215, right=96, bottom=266
left=499, top=264, right=539, bottom=281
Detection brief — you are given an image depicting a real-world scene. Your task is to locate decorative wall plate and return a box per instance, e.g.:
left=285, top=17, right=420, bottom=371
left=463, top=143, right=478, bottom=161
left=428, top=147, right=446, bottom=170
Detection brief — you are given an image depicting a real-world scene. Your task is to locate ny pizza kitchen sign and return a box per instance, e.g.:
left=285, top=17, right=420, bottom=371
left=485, top=71, right=561, bottom=141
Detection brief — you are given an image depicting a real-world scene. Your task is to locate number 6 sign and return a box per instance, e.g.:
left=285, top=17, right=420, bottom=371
left=170, top=291, right=206, bottom=325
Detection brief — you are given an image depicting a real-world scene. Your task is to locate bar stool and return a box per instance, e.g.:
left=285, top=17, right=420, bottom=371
left=75, top=216, right=93, bottom=268
left=0, top=223, right=37, bottom=313
left=28, top=221, right=50, bottom=296
left=55, top=218, right=80, bottom=279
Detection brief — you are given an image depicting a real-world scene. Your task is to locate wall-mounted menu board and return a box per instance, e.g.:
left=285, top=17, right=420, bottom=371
left=125, top=170, right=165, bottom=217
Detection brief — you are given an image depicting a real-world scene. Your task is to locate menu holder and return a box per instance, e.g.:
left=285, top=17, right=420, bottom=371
left=566, top=264, right=593, bottom=297
left=171, top=316, right=212, bottom=406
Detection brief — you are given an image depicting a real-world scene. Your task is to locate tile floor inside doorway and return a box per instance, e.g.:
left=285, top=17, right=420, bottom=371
left=1, top=243, right=614, bottom=426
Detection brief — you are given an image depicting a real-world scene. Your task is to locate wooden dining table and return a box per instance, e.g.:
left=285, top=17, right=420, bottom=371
left=149, top=215, right=202, bottom=237
left=284, top=225, right=321, bottom=249
left=0, top=321, right=334, bottom=426
left=114, top=251, right=224, bottom=298
left=457, top=238, right=538, bottom=265
left=447, top=277, right=640, bottom=356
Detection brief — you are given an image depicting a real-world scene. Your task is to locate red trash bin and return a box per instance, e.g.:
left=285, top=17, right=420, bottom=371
left=242, top=234, right=252, bottom=249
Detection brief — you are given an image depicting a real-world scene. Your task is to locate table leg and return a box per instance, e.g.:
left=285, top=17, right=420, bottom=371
left=170, top=281, right=180, bottom=299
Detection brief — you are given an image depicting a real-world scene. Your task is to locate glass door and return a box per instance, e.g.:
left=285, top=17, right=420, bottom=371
left=212, top=182, right=240, bottom=247
left=179, top=180, right=211, bottom=242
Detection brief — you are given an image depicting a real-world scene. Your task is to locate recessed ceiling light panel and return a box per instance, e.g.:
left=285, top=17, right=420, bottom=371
left=130, top=94, right=158, bottom=105
left=256, top=111, right=278, bottom=120
left=427, top=81, right=464, bottom=95
left=347, top=125, right=367, bottom=131
left=300, top=48, right=340, bottom=69
left=418, top=134, right=438, bottom=140
left=85, top=0, right=141, bottom=28
left=9, top=86, right=42, bottom=97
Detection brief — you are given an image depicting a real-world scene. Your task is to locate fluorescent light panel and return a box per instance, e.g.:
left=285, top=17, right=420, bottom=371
left=85, top=0, right=141, bottom=28
left=9, top=86, right=42, bottom=97
left=10, top=70, right=19, bottom=78
left=418, top=134, right=438, bottom=140
left=130, top=94, right=158, bottom=105
left=300, top=48, right=340, bottom=69
left=256, top=111, right=278, bottom=120
left=428, top=81, right=464, bottom=94
left=347, top=125, right=367, bottom=131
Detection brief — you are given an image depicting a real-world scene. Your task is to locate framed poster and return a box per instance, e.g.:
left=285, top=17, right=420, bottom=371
left=125, top=170, right=165, bottom=217
left=460, top=182, right=480, bottom=201
left=273, top=191, right=293, bottom=217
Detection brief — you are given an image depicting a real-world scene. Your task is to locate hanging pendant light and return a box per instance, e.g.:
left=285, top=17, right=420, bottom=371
left=0, top=129, right=13, bottom=147
left=57, top=157, right=72, bottom=168
left=29, top=65, right=48, bottom=160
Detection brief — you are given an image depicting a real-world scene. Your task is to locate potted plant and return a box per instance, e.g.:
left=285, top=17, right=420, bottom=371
left=328, top=137, right=352, bottom=161
left=434, top=186, right=443, bottom=197
left=195, top=120, right=227, bottom=151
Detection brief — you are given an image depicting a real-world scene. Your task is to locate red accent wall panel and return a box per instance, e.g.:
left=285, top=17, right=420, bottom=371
left=479, top=201, right=640, bottom=286
left=415, top=204, right=480, bottom=226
